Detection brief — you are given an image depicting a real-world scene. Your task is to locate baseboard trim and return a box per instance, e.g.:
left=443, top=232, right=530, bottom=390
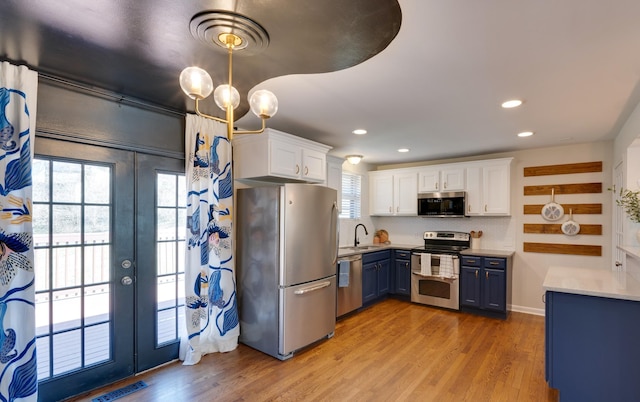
left=508, top=304, right=545, bottom=316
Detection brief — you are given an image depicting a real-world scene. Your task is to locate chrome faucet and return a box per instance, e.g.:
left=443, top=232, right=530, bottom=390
left=354, top=223, right=368, bottom=247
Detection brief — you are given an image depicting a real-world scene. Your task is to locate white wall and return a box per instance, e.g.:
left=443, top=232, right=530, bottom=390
left=362, top=141, right=613, bottom=315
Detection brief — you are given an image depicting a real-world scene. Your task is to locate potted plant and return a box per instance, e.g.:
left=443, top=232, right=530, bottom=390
left=614, top=187, right=640, bottom=223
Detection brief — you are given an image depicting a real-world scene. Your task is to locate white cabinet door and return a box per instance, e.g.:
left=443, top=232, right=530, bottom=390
left=301, top=148, right=326, bottom=182
left=326, top=157, right=343, bottom=209
left=370, top=172, right=394, bottom=216
left=418, top=168, right=440, bottom=192
left=394, top=172, right=418, bottom=215
left=269, top=140, right=301, bottom=179
left=483, top=163, right=510, bottom=215
left=418, top=167, right=464, bottom=192
left=465, top=165, right=483, bottom=216
left=464, top=159, right=511, bottom=216
left=441, top=167, right=465, bottom=191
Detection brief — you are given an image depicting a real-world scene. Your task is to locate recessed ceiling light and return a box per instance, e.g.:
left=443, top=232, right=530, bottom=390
left=502, top=99, right=523, bottom=108
left=352, top=129, right=367, bottom=135
left=397, top=148, right=409, bottom=153
left=518, top=131, right=534, bottom=137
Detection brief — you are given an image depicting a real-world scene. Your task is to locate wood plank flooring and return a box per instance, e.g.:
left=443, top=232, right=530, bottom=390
left=67, top=299, right=558, bottom=401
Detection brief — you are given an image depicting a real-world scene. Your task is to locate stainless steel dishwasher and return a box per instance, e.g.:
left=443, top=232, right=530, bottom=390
left=336, top=254, right=363, bottom=317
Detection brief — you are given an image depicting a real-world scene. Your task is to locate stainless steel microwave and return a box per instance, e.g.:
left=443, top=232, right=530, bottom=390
left=417, top=191, right=466, bottom=217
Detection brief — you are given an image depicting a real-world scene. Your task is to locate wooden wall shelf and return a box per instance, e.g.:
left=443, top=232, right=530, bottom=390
left=523, top=183, right=602, bottom=195
left=524, top=161, right=602, bottom=177
left=523, top=242, right=602, bottom=256
left=523, top=203, right=602, bottom=215
left=522, top=161, right=604, bottom=256
left=523, top=224, right=602, bottom=235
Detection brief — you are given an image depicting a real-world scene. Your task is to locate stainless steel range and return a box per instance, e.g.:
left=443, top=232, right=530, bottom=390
left=410, top=231, right=470, bottom=310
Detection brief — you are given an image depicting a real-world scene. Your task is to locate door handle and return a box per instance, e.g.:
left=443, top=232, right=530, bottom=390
left=295, top=164, right=300, bottom=174
left=304, top=166, right=309, bottom=175
left=294, top=281, right=331, bottom=295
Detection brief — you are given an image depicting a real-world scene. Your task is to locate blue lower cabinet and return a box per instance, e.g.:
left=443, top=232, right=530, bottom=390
left=362, top=250, right=391, bottom=305
left=393, top=250, right=411, bottom=296
left=460, top=266, right=481, bottom=307
left=545, top=291, right=640, bottom=401
left=460, top=254, right=510, bottom=318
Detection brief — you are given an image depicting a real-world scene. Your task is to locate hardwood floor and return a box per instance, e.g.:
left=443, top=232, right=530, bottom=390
left=67, top=299, right=558, bottom=401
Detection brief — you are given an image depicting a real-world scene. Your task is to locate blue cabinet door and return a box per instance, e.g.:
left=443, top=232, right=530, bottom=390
left=362, top=261, right=378, bottom=304
left=377, top=258, right=391, bottom=295
left=460, top=266, right=480, bottom=307
left=482, top=268, right=505, bottom=311
left=394, top=259, right=410, bottom=295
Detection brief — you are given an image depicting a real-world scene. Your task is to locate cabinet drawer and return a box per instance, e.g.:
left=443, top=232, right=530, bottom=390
left=483, top=257, right=506, bottom=270
left=363, top=250, right=391, bottom=264
left=395, top=250, right=410, bottom=260
left=461, top=256, right=481, bottom=266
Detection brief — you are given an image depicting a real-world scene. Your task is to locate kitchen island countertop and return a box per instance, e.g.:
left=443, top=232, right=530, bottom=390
left=543, top=265, right=640, bottom=302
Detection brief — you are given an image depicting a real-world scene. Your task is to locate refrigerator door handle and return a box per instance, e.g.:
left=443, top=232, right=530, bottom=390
left=293, top=281, right=332, bottom=295
left=331, top=201, right=339, bottom=265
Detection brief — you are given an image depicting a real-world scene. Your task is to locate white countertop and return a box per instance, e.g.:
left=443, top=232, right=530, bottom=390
left=543, top=265, right=640, bottom=302
left=619, top=245, right=640, bottom=261
left=460, top=249, right=514, bottom=258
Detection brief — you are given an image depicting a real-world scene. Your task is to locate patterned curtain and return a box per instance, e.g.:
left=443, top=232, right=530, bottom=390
left=0, top=62, right=38, bottom=400
left=182, top=114, right=239, bottom=365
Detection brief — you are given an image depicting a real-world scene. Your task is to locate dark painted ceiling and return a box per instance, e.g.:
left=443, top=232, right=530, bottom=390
left=0, top=0, right=401, bottom=121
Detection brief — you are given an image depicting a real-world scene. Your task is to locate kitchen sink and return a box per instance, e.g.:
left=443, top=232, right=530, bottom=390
left=340, top=245, right=383, bottom=251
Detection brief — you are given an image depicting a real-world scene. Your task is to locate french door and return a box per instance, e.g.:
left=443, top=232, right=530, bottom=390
left=34, top=138, right=185, bottom=400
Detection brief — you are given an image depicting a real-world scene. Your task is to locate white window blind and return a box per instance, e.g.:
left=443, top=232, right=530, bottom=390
left=340, top=172, right=361, bottom=219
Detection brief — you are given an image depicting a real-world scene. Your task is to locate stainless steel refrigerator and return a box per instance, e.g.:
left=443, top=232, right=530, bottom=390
left=236, top=184, right=339, bottom=360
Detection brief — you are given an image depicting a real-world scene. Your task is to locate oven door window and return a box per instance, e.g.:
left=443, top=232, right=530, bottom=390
left=417, top=278, right=451, bottom=300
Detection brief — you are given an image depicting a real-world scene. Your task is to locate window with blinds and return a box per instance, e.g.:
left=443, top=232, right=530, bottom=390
left=340, top=172, right=362, bottom=219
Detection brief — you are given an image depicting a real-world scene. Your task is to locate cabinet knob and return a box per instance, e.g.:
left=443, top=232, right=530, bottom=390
left=304, top=166, right=309, bottom=175
left=295, top=164, right=300, bottom=174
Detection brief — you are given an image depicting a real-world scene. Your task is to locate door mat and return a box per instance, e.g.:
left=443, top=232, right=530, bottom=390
left=91, top=381, right=148, bottom=402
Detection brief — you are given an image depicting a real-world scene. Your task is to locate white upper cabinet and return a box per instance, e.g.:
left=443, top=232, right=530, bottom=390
left=370, top=169, right=418, bottom=216
left=418, top=166, right=465, bottom=192
left=233, top=128, right=331, bottom=183
left=465, top=158, right=513, bottom=216
left=326, top=156, right=343, bottom=208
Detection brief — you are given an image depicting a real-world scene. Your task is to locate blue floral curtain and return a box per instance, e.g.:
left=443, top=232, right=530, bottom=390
left=0, top=62, right=38, bottom=400
left=181, top=114, right=239, bottom=365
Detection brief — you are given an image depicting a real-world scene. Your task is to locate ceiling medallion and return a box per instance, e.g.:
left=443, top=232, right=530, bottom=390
left=189, top=11, right=270, bottom=56
left=180, top=10, right=278, bottom=140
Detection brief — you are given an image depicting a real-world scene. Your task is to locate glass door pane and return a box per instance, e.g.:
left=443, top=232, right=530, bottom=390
left=34, top=159, right=112, bottom=378
left=156, top=173, right=186, bottom=345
